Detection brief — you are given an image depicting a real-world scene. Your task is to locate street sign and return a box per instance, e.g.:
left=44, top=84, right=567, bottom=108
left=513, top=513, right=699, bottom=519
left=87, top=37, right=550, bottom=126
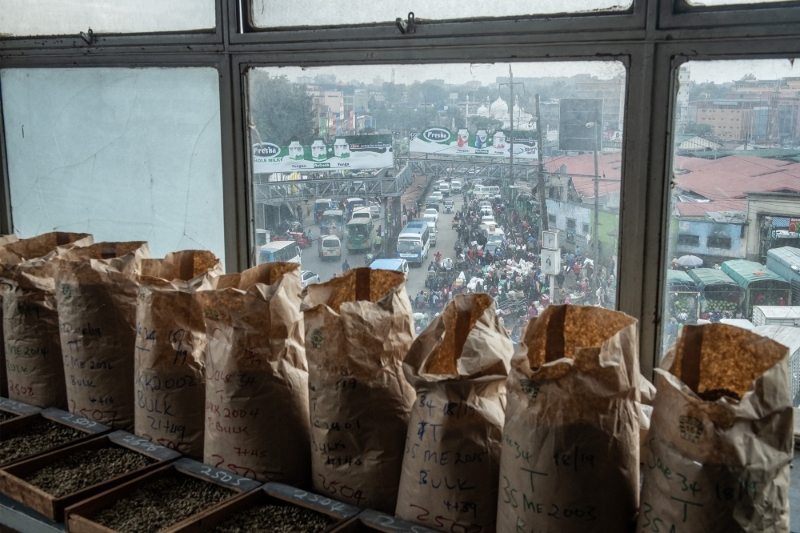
left=542, top=230, right=558, bottom=250
left=541, top=249, right=561, bottom=275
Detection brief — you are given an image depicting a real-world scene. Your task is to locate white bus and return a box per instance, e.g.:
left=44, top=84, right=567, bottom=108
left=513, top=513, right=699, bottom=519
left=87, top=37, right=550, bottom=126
left=258, top=240, right=302, bottom=265
left=397, top=221, right=430, bottom=266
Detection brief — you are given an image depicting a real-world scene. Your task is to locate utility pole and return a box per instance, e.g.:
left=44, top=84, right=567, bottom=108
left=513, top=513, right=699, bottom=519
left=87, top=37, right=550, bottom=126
left=535, top=94, right=549, bottom=232
left=592, top=122, right=600, bottom=267
left=499, top=66, right=524, bottom=197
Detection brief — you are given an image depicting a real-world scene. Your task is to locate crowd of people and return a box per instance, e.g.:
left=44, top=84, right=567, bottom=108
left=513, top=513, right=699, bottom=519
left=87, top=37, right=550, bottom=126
left=411, top=182, right=619, bottom=326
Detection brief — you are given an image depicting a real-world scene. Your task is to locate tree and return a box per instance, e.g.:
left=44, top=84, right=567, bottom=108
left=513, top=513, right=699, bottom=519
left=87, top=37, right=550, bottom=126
left=470, top=116, right=504, bottom=131
left=684, top=123, right=714, bottom=137
left=248, top=72, right=315, bottom=145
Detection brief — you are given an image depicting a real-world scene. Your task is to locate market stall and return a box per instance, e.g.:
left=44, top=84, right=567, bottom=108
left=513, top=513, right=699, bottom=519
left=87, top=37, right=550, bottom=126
left=687, top=267, right=744, bottom=320
left=721, top=259, right=790, bottom=319
left=665, top=270, right=700, bottom=322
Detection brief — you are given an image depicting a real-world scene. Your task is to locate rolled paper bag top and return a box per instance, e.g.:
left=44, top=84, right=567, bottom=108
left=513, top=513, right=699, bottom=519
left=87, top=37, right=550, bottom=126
left=140, top=250, right=222, bottom=283
left=662, top=322, right=789, bottom=402
left=0, top=232, right=93, bottom=268
left=303, top=266, right=406, bottom=312
left=404, top=293, right=513, bottom=383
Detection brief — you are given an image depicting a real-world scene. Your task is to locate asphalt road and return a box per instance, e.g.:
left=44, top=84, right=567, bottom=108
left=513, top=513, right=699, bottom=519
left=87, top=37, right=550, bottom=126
left=298, top=193, right=464, bottom=301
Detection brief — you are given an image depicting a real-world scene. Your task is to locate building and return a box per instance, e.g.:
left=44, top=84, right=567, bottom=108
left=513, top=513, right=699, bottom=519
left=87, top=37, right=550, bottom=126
left=573, top=75, right=626, bottom=131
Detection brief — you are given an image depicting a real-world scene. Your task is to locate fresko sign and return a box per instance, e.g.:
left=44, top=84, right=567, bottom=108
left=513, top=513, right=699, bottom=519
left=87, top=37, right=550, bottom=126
left=410, top=127, right=538, bottom=159
left=252, top=134, right=393, bottom=173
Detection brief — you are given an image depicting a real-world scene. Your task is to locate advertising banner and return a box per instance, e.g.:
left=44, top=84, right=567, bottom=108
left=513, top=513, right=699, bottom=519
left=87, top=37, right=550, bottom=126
left=252, top=135, right=393, bottom=173
left=410, top=127, right=538, bottom=159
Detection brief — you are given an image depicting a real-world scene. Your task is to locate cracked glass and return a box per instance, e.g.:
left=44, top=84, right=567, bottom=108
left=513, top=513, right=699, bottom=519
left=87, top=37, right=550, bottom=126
left=250, top=0, right=632, bottom=28
left=0, top=67, right=225, bottom=262
left=0, top=0, right=215, bottom=37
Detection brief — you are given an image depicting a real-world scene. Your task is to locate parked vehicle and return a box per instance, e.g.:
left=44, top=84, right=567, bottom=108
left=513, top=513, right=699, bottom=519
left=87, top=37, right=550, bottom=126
left=320, top=209, right=344, bottom=238
left=346, top=217, right=374, bottom=252
left=397, top=222, right=430, bottom=266
left=369, top=258, right=409, bottom=278
left=301, top=270, right=320, bottom=289
left=450, top=180, right=462, bottom=193
left=258, top=241, right=301, bottom=265
left=426, top=197, right=440, bottom=212
left=443, top=199, right=454, bottom=213
left=313, top=199, right=333, bottom=223
left=439, top=182, right=450, bottom=197
left=318, top=234, right=342, bottom=260
left=272, top=231, right=310, bottom=248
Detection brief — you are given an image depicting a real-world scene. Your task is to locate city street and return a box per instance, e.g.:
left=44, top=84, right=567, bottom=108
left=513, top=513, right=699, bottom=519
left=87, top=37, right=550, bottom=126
left=298, top=191, right=465, bottom=304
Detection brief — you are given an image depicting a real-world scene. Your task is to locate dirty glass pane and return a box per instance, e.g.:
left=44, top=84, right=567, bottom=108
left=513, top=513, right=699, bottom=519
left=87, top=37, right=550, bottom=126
left=686, top=0, right=794, bottom=6
left=247, top=62, right=626, bottom=332
left=1, top=67, right=225, bottom=262
left=250, top=0, right=632, bottom=28
left=0, top=0, right=215, bottom=37
left=660, top=59, right=800, bottom=402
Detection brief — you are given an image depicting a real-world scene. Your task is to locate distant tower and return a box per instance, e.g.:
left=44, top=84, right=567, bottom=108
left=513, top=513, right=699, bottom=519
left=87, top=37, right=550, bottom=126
left=392, top=68, right=395, bottom=84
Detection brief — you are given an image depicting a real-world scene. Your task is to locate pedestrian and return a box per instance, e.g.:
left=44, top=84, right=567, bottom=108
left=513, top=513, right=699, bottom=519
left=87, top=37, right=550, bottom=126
left=342, top=259, right=350, bottom=272
left=402, top=212, right=408, bottom=226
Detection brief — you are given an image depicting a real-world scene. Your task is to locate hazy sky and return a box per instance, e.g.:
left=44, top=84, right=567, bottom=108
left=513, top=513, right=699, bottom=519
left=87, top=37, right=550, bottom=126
left=255, top=62, right=626, bottom=87
left=686, top=59, right=800, bottom=84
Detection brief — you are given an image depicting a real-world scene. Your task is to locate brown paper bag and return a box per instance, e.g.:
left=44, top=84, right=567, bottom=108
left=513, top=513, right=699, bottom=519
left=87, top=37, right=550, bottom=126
left=0, top=232, right=93, bottom=408
left=198, top=262, right=310, bottom=484
left=0, top=234, right=19, bottom=398
left=134, top=250, right=222, bottom=458
left=396, top=294, right=513, bottom=533
left=53, top=242, right=151, bottom=430
left=637, top=324, right=793, bottom=533
left=496, top=304, right=640, bottom=533
left=303, top=268, right=416, bottom=512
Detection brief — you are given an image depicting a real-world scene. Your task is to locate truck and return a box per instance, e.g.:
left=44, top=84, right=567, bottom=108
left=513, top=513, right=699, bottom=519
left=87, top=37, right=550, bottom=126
left=752, top=306, right=800, bottom=326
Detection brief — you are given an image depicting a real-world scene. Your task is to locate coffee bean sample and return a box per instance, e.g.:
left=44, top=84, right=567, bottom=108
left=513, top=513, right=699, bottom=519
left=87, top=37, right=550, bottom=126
left=0, top=418, right=84, bottom=466
left=0, top=410, right=18, bottom=422
left=24, top=446, right=156, bottom=498
left=92, top=474, right=235, bottom=533
left=211, top=502, right=337, bottom=533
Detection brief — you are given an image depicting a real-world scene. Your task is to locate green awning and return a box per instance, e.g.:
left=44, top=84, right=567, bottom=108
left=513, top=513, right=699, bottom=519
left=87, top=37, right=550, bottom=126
left=687, top=268, right=738, bottom=288
left=721, top=260, right=788, bottom=288
left=666, top=270, right=695, bottom=285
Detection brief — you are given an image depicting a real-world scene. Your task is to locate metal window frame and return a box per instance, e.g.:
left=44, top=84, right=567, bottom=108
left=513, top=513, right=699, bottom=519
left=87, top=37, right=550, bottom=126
left=0, top=0, right=226, bottom=51
left=0, top=0, right=799, bottom=374
left=229, top=0, right=647, bottom=46
left=659, top=0, right=800, bottom=30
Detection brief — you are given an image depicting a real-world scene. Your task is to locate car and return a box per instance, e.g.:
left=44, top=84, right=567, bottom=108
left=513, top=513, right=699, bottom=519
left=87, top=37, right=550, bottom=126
left=369, top=204, right=381, bottom=219
left=425, top=197, right=440, bottom=211
left=301, top=270, right=320, bottom=289
left=432, top=182, right=440, bottom=191
left=442, top=199, right=454, bottom=213
left=369, top=258, right=409, bottom=278
left=450, top=180, right=462, bottom=193
left=430, top=191, right=443, bottom=202
left=424, top=208, right=439, bottom=222
left=479, top=200, right=492, bottom=209
left=481, top=215, right=496, bottom=225
left=479, top=207, right=493, bottom=218
left=422, top=214, right=437, bottom=229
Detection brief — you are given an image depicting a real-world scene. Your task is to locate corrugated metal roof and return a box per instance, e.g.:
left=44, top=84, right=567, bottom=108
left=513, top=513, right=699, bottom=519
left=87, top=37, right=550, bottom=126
left=768, top=246, right=800, bottom=265
left=688, top=268, right=738, bottom=287
left=721, top=259, right=788, bottom=287
left=752, top=325, right=800, bottom=353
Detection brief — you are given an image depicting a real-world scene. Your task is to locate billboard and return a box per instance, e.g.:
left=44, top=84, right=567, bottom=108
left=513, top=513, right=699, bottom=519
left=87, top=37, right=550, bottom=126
left=252, top=135, right=393, bottom=173
left=410, top=127, right=538, bottom=159
left=558, top=99, right=603, bottom=152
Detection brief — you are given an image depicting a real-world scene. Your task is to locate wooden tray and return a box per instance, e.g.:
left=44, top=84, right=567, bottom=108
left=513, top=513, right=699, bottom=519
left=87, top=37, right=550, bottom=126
left=331, top=510, right=440, bottom=533
left=0, top=397, right=42, bottom=429
left=0, top=430, right=181, bottom=521
left=175, top=481, right=361, bottom=532
left=64, top=458, right=262, bottom=533
left=0, top=408, right=111, bottom=469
